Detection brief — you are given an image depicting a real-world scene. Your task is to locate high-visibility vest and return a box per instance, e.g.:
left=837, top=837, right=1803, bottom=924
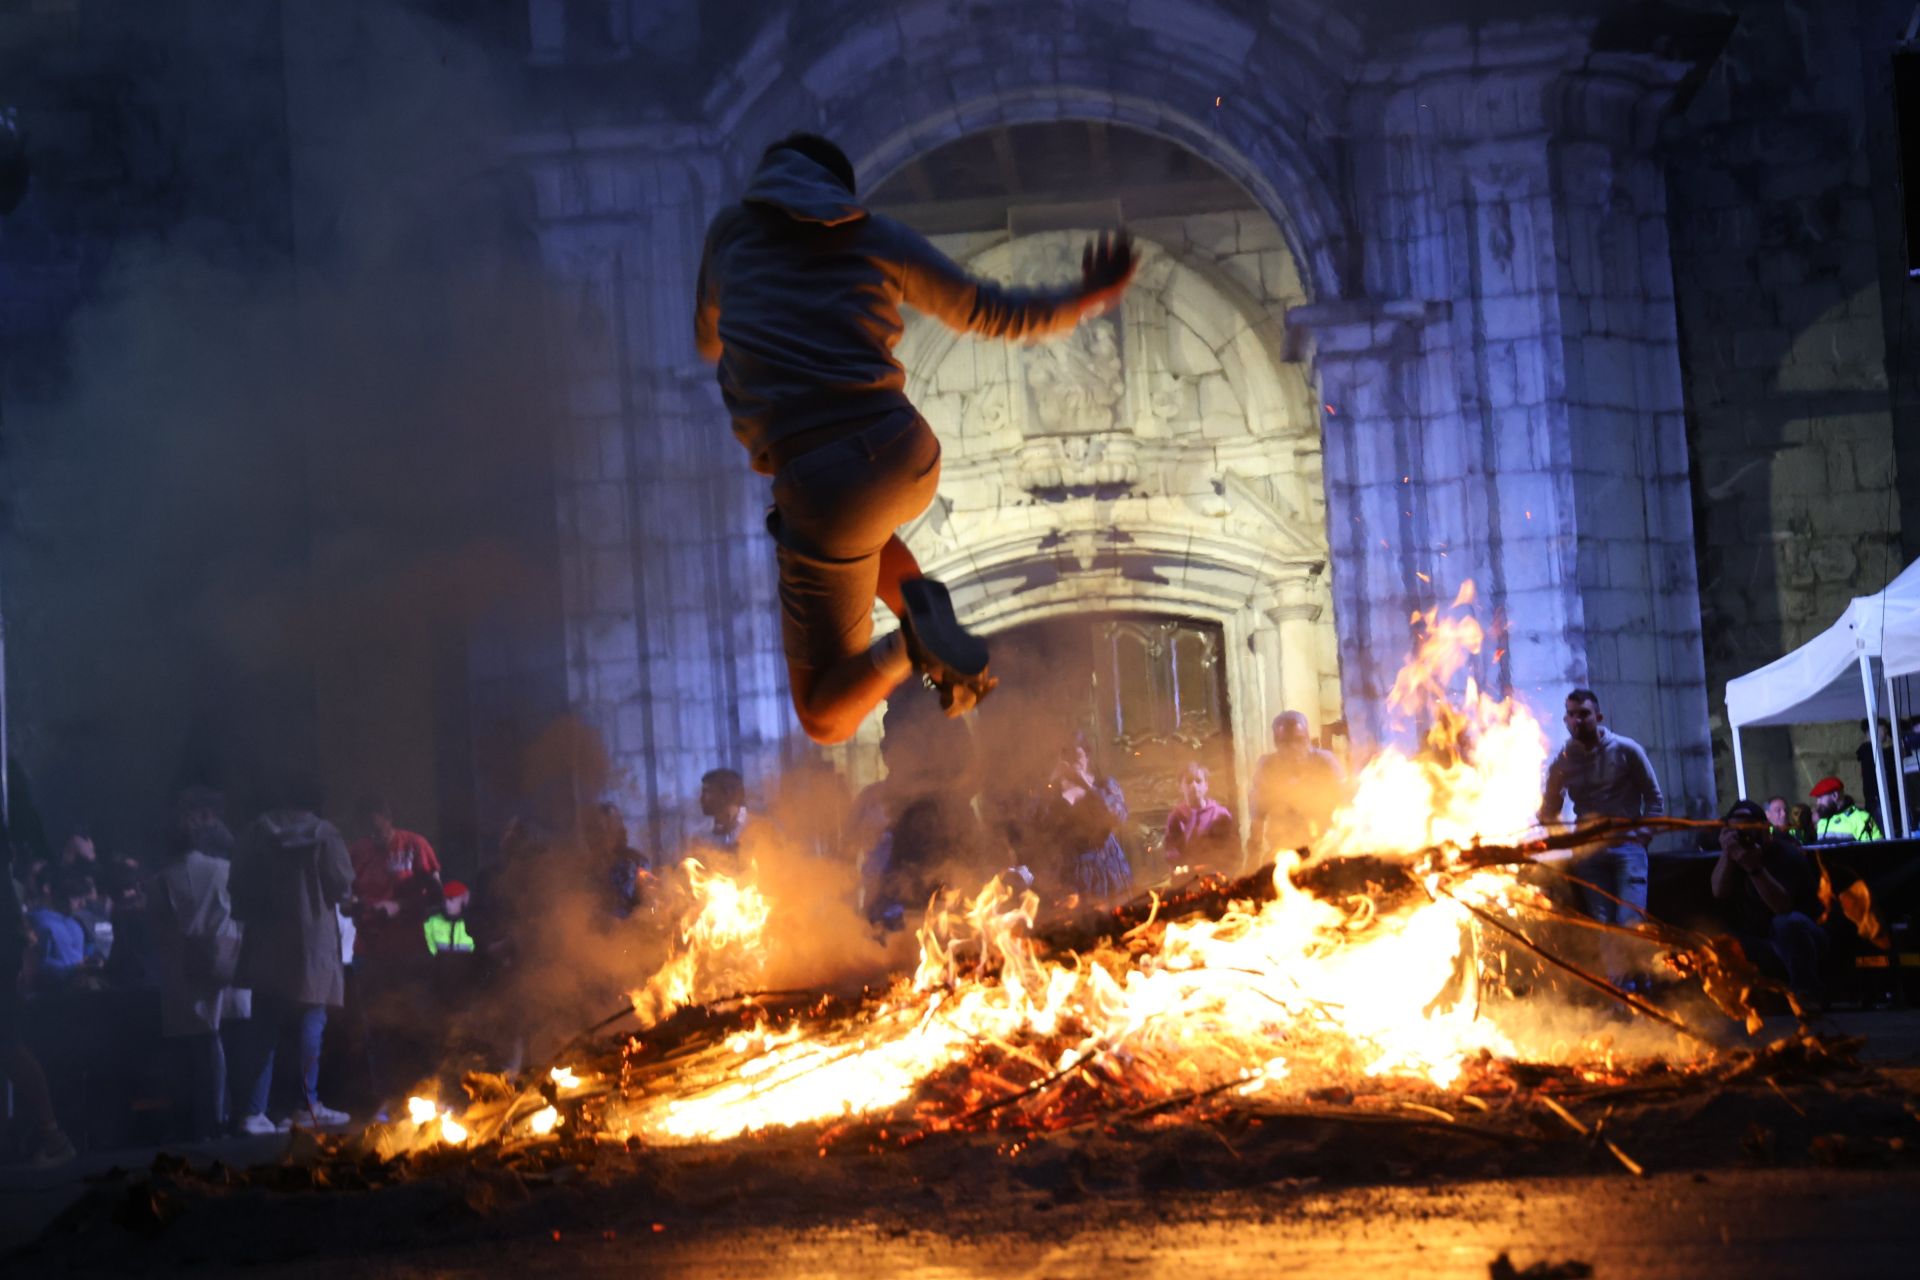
left=1816, top=805, right=1881, bottom=843
left=423, top=914, right=474, bottom=955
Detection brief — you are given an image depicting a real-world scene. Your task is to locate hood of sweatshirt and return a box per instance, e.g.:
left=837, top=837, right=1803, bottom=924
left=257, top=809, right=326, bottom=852
left=742, top=148, right=867, bottom=227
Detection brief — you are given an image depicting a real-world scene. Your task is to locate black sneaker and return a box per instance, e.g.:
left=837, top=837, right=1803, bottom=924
left=900, top=578, right=996, bottom=716
left=900, top=578, right=988, bottom=680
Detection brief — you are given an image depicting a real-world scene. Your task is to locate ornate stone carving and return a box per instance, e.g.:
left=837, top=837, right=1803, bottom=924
left=958, top=387, right=1011, bottom=438
left=1025, top=318, right=1124, bottom=436
left=1201, top=471, right=1327, bottom=562
left=914, top=493, right=963, bottom=557
left=1148, top=368, right=1192, bottom=424
left=1016, top=431, right=1139, bottom=491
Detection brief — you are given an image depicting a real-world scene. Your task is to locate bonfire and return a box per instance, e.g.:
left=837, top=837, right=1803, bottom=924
left=371, top=583, right=1848, bottom=1174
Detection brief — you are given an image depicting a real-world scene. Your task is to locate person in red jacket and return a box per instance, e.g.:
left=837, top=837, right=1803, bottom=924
left=349, top=798, right=440, bottom=916
left=346, top=798, right=441, bottom=1114
left=1163, top=763, right=1241, bottom=874
left=695, top=134, right=1136, bottom=743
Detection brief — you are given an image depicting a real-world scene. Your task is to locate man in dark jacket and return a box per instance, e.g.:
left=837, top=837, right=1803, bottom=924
left=695, top=133, right=1136, bottom=744
left=229, top=783, right=355, bottom=1133
left=1710, top=799, right=1827, bottom=1002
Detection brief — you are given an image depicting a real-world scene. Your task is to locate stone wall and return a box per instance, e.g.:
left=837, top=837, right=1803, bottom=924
left=520, top=138, right=794, bottom=850
left=1667, top=0, right=1912, bottom=809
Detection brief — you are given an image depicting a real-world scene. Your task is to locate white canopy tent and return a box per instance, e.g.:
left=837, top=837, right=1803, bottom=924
left=1725, top=558, right=1920, bottom=839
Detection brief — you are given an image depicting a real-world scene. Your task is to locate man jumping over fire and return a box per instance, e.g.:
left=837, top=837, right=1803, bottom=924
left=695, top=133, right=1137, bottom=743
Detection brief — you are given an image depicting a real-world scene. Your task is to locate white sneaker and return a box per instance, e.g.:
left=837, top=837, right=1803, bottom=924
left=289, top=1102, right=350, bottom=1128
left=236, top=1113, right=285, bottom=1137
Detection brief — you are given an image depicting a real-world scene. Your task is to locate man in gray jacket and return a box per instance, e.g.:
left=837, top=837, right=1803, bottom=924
left=695, top=134, right=1136, bottom=743
left=1539, top=688, right=1666, bottom=987
left=229, top=781, right=355, bottom=1132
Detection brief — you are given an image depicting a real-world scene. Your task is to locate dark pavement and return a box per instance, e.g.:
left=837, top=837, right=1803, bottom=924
left=4, top=1009, right=1917, bottom=1273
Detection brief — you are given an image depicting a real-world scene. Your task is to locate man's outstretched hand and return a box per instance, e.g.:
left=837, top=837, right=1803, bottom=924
left=1079, top=229, right=1137, bottom=318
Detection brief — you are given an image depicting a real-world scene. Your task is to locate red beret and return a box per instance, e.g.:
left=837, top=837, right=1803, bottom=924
left=442, top=880, right=469, bottom=899
left=1809, top=776, right=1844, bottom=799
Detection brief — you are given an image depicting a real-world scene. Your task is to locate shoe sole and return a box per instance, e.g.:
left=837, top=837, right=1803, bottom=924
left=936, top=670, right=999, bottom=718
left=901, top=578, right=988, bottom=678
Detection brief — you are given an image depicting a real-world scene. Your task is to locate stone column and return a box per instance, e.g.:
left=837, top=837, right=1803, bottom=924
left=1325, top=19, right=1718, bottom=815
left=1271, top=579, right=1326, bottom=731
left=1289, top=298, right=1452, bottom=754
left=523, top=129, right=794, bottom=849
left=1249, top=618, right=1285, bottom=732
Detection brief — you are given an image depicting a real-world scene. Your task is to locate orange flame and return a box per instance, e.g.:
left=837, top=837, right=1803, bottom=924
left=1317, top=582, right=1545, bottom=861
left=1815, top=852, right=1887, bottom=950
left=629, top=857, right=772, bottom=1027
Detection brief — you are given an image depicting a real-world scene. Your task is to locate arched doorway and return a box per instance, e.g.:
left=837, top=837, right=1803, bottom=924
left=829, top=123, right=1343, bottom=816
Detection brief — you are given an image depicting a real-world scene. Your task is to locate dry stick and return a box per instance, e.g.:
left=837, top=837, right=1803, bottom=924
left=980, top=1033, right=1058, bottom=1077
left=1438, top=887, right=1716, bottom=1047
left=1601, top=1136, right=1645, bottom=1177
left=1111, top=1076, right=1244, bottom=1123
left=1246, top=1104, right=1540, bottom=1146
left=1763, top=1075, right=1809, bottom=1118
left=1592, top=1112, right=1646, bottom=1178
left=1511, top=867, right=1811, bottom=1028
left=569, top=1001, right=642, bottom=1046
left=1535, top=1093, right=1588, bottom=1135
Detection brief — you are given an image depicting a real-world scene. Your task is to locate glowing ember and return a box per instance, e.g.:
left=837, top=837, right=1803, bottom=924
left=528, top=1106, right=562, bottom=1135
left=440, top=1115, right=468, bottom=1145
left=550, top=1066, right=581, bottom=1090
left=406, top=1096, right=437, bottom=1126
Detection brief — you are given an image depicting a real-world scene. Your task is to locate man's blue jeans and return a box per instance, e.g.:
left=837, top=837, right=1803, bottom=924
left=235, top=998, right=328, bottom=1118
left=1570, top=844, right=1649, bottom=926
left=1570, top=844, right=1649, bottom=987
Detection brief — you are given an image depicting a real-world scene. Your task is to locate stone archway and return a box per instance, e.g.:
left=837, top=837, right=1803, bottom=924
left=801, top=217, right=1342, bottom=807
left=714, top=4, right=1360, bottom=307
left=737, top=13, right=1365, bottom=797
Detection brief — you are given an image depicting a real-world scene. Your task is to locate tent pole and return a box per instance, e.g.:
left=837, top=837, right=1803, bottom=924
left=1888, top=667, right=1911, bottom=840
left=1862, top=653, right=1895, bottom=840
left=1731, top=724, right=1748, bottom=800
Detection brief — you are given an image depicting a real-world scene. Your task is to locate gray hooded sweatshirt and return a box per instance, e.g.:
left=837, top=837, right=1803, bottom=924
left=695, top=148, right=1089, bottom=474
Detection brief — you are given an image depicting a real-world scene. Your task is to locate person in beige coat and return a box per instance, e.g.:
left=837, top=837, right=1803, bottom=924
left=151, top=812, right=249, bottom=1141
left=228, top=785, right=354, bottom=1133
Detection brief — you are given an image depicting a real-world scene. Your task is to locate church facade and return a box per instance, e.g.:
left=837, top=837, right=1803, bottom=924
left=518, top=0, right=1736, bottom=832
left=3, top=0, right=1913, bottom=855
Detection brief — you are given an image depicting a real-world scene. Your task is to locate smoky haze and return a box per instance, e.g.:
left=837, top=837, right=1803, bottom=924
left=3, top=4, right=569, bottom=866
left=1, top=3, right=1158, bottom=1082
